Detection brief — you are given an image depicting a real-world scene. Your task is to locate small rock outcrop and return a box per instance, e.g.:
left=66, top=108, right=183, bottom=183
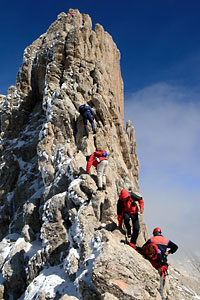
left=0, top=8, right=199, bottom=300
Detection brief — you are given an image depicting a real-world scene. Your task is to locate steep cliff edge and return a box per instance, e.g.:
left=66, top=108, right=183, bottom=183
left=0, top=9, right=199, bottom=300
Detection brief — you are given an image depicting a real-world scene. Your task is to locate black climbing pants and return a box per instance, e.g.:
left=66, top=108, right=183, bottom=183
left=123, top=212, right=139, bottom=244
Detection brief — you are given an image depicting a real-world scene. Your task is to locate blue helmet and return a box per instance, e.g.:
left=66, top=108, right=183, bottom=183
left=102, top=152, right=107, bottom=157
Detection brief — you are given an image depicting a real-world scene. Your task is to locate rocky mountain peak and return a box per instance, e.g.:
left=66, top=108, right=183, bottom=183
left=0, top=9, right=199, bottom=300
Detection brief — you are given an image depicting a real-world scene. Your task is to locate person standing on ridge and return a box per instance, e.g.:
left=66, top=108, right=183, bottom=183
left=86, top=150, right=108, bottom=191
left=117, top=189, right=144, bottom=245
left=79, top=104, right=96, bottom=137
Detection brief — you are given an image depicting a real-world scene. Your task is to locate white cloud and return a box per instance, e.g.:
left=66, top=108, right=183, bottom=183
left=124, top=82, right=200, bottom=250
left=125, top=83, right=200, bottom=177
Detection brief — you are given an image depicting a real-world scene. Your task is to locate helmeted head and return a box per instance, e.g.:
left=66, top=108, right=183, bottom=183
left=153, top=227, right=162, bottom=236
left=102, top=152, right=107, bottom=157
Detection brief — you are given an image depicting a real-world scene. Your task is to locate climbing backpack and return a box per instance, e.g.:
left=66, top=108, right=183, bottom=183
left=142, top=243, right=159, bottom=261
left=130, top=192, right=142, bottom=201
left=130, top=192, right=142, bottom=207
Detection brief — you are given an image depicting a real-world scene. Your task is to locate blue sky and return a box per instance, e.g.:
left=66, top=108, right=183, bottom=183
left=1, top=1, right=200, bottom=254
left=2, top=0, right=200, bottom=95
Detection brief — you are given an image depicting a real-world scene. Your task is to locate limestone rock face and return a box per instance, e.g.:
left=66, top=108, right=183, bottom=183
left=92, top=230, right=161, bottom=300
left=0, top=8, right=199, bottom=300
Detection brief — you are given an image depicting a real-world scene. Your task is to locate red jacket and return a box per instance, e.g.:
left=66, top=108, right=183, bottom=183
left=86, top=150, right=107, bottom=173
left=118, top=189, right=144, bottom=215
left=142, top=243, right=168, bottom=279
left=149, top=236, right=169, bottom=254
left=129, top=242, right=168, bottom=279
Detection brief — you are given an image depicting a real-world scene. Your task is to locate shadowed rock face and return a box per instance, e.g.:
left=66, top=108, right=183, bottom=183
left=0, top=9, right=199, bottom=300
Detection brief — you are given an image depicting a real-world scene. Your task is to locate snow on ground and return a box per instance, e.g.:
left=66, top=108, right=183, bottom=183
left=68, top=178, right=84, bottom=206
left=24, top=239, right=43, bottom=260
left=0, top=233, right=21, bottom=263
left=19, top=205, right=102, bottom=299
left=18, top=201, right=102, bottom=299
left=1, top=235, right=42, bottom=262
left=42, top=191, right=67, bottom=224
left=0, top=107, right=104, bottom=299
left=74, top=231, right=103, bottom=289
left=18, top=264, right=80, bottom=300
left=65, top=200, right=103, bottom=296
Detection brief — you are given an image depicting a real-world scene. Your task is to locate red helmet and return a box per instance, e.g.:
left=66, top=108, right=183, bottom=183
left=153, top=227, right=162, bottom=235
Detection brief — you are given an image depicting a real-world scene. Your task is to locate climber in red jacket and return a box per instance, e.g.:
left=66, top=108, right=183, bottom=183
left=128, top=227, right=178, bottom=300
left=117, top=189, right=144, bottom=245
left=146, top=227, right=178, bottom=257
left=131, top=227, right=178, bottom=280
left=86, top=150, right=108, bottom=191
